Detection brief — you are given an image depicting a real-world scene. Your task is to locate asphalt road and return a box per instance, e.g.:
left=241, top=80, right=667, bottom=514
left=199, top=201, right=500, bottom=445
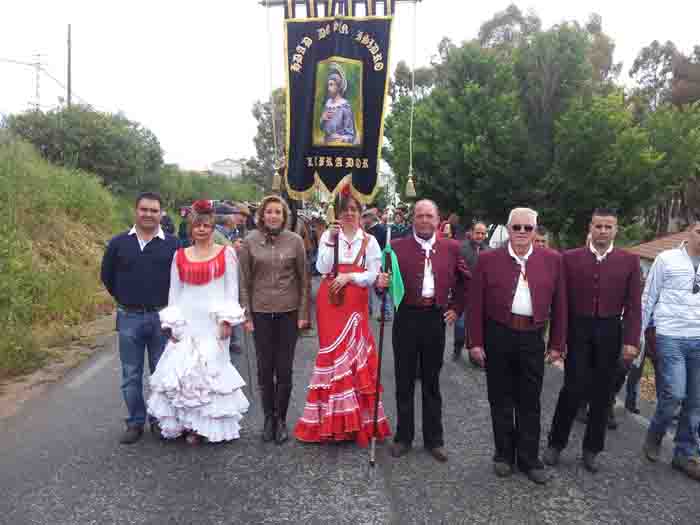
left=1, top=317, right=699, bottom=525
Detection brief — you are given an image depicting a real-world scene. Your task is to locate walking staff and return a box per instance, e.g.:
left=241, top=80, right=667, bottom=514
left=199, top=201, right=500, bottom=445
left=370, top=222, right=400, bottom=465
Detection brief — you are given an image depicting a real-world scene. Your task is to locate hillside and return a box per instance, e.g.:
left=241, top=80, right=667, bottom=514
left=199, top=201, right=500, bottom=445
left=0, top=135, right=120, bottom=377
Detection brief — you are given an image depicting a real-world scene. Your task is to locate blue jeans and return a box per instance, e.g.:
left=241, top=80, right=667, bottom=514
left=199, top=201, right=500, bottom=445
left=116, top=310, right=167, bottom=427
left=649, top=334, right=700, bottom=458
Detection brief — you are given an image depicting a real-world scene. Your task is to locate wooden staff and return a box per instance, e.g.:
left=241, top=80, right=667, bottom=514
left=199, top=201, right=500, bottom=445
left=370, top=221, right=392, bottom=466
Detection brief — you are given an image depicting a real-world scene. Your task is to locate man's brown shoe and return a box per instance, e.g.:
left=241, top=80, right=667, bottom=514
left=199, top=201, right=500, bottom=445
left=671, top=455, right=700, bottom=481
left=428, top=447, right=448, bottom=463
left=390, top=442, right=411, bottom=458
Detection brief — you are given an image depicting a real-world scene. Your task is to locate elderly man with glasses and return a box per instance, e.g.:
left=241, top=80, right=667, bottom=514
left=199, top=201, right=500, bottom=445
left=640, top=217, right=700, bottom=482
left=469, top=207, right=566, bottom=484
left=543, top=208, right=641, bottom=474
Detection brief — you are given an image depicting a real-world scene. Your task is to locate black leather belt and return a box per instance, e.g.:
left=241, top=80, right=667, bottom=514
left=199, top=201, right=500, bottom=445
left=119, top=304, right=165, bottom=313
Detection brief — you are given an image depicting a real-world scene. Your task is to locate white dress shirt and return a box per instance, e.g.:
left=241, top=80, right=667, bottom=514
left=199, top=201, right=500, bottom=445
left=589, top=241, right=614, bottom=262
left=316, top=228, right=382, bottom=288
left=414, top=231, right=436, bottom=298
left=508, top=242, right=534, bottom=316
left=129, top=225, right=165, bottom=252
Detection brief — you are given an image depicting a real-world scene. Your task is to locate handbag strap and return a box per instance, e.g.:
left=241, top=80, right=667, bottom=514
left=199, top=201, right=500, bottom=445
left=352, top=233, right=370, bottom=268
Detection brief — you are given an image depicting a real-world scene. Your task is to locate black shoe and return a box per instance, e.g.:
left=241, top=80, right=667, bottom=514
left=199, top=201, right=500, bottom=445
left=625, top=403, right=641, bottom=415
left=576, top=406, right=589, bottom=424
left=150, top=421, right=165, bottom=441
left=493, top=461, right=513, bottom=478
left=119, top=425, right=144, bottom=445
left=275, top=421, right=289, bottom=445
left=525, top=467, right=550, bottom=485
left=390, top=442, right=411, bottom=458
left=262, top=416, right=276, bottom=443
left=582, top=450, right=599, bottom=473
left=607, top=407, right=618, bottom=430
left=543, top=446, right=561, bottom=467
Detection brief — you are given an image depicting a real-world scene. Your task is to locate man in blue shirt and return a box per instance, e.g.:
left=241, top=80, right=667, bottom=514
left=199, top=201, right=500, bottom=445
left=101, top=192, right=179, bottom=444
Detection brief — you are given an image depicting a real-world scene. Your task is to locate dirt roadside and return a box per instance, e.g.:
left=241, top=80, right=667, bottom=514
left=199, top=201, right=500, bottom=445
left=0, top=313, right=116, bottom=420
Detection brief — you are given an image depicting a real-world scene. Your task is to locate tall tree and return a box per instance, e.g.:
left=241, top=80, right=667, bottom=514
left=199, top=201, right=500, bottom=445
left=245, top=87, right=286, bottom=191
left=478, top=4, right=541, bottom=51
left=629, top=40, right=677, bottom=111
left=514, top=22, right=592, bottom=169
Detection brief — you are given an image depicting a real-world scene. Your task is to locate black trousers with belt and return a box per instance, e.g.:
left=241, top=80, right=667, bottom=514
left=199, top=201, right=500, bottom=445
left=548, top=316, right=622, bottom=454
left=392, top=304, right=446, bottom=449
left=252, top=311, right=299, bottom=422
left=484, top=319, right=545, bottom=471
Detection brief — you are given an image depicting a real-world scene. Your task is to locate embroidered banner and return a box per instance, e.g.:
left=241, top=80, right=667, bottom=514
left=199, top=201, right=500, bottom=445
left=284, top=14, right=393, bottom=203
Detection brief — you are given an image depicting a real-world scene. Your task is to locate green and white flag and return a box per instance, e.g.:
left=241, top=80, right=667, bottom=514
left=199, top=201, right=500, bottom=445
left=381, top=243, right=404, bottom=310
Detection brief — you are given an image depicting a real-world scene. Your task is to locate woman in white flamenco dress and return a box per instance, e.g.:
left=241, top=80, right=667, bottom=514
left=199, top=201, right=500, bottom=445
left=147, top=201, right=249, bottom=444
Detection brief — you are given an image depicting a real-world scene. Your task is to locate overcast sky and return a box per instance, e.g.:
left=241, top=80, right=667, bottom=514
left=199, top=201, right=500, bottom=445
left=2, top=1, right=698, bottom=170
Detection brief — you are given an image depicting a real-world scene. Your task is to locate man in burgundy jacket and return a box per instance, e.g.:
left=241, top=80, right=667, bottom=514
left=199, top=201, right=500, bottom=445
left=469, top=207, right=566, bottom=485
left=388, top=199, right=468, bottom=463
left=543, top=208, right=641, bottom=473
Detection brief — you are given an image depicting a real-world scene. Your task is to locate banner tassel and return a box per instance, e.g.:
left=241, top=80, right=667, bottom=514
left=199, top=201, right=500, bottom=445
left=405, top=169, right=416, bottom=198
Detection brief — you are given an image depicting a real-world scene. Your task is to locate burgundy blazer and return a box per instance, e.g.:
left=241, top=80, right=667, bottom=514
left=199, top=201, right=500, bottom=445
left=392, top=237, right=468, bottom=315
left=469, top=246, right=567, bottom=350
left=563, top=247, right=642, bottom=347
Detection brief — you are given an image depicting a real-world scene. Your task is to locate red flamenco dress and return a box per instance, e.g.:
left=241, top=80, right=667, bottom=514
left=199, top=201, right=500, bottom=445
left=294, top=261, right=391, bottom=447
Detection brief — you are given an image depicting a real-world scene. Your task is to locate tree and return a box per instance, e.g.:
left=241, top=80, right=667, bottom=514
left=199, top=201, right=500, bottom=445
left=385, top=42, right=530, bottom=223
left=629, top=40, right=677, bottom=111
left=4, top=105, right=163, bottom=193
left=514, top=22, right=592, bottom=169
left=642, top=103, right=700, bottom=232
left=478, top=4, right=541, bottom=51
left=544, top=93, right=663, bottom=241
left=245, top=88, right=286, bottom=191
left=586, top=14, right=622, bottom=90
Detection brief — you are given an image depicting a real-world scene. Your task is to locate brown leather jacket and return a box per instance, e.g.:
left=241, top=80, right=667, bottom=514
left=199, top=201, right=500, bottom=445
left=238, top=229, right=309, bottom=320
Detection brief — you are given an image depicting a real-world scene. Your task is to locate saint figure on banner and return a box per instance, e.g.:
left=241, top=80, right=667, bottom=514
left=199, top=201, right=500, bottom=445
left=318, top=62, right=357, bottom=146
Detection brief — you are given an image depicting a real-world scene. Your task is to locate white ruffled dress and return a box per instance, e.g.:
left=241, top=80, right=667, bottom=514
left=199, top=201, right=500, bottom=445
left=147, top=246, right=249, bottom=442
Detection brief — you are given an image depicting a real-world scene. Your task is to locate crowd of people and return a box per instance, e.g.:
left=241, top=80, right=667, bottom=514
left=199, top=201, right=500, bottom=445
left=100, top=189, right=700, bottom=486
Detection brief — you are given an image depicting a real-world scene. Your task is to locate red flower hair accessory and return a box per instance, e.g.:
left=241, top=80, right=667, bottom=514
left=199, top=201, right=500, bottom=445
left=192, top=200, right=213, bottom=214
left=340, top=183, right=352, bottom=197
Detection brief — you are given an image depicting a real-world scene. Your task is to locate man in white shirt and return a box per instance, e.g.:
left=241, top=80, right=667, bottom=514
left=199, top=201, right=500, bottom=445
left=641, top=219, right=700, bottom=482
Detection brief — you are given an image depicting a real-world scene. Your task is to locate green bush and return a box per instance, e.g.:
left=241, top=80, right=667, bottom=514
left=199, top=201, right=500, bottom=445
left=0, top=138, right=119, bottom=377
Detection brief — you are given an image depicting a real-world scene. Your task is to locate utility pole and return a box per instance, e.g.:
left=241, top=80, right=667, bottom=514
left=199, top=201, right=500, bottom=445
left=33, top=53, right=42, bottom=111
left=67, top=24, right=72, bottom=107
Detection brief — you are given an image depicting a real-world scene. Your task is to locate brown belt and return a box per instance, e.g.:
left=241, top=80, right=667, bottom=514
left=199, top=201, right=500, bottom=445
left=418, top=297, right=436, bottom=307
left=509, top=313, right=537, bottom=331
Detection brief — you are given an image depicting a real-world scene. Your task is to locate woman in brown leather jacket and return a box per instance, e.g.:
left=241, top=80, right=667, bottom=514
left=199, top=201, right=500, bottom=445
left=238, top=195, right=309, bottom=444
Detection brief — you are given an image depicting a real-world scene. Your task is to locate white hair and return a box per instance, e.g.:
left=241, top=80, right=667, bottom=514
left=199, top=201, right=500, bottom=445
left=507, top=207, right=538, bottom=226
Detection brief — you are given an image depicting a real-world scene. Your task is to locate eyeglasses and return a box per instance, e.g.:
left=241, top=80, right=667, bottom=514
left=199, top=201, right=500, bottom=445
left=511, top=224, right=534, bottom=232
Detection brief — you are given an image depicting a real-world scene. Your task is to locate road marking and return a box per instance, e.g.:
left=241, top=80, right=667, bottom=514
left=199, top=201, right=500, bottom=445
left=66, top=352, right=116, bottom=390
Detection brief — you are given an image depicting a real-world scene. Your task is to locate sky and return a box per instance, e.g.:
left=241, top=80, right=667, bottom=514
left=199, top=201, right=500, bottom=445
left=1, top=1, right=698, bottom=170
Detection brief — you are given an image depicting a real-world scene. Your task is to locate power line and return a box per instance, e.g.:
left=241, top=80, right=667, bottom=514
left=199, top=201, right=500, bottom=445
left=0, top=57, right=35, bottom=67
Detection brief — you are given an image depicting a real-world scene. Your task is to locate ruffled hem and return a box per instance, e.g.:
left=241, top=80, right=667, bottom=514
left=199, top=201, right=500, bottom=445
left=295, top=310, right=391, bottom=447
left=148, top=390, right=249, bottom=442
left=294, top=416, right=391, bottom=447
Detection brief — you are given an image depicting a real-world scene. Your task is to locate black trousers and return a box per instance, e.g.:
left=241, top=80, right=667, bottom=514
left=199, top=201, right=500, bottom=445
left=252, top=311, right=299, bottom=422
left=484, top=319, right=545, bottom=471
left=549, top=316, right=622, bottom=454
left=392, top=305, right=446, bottom=448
